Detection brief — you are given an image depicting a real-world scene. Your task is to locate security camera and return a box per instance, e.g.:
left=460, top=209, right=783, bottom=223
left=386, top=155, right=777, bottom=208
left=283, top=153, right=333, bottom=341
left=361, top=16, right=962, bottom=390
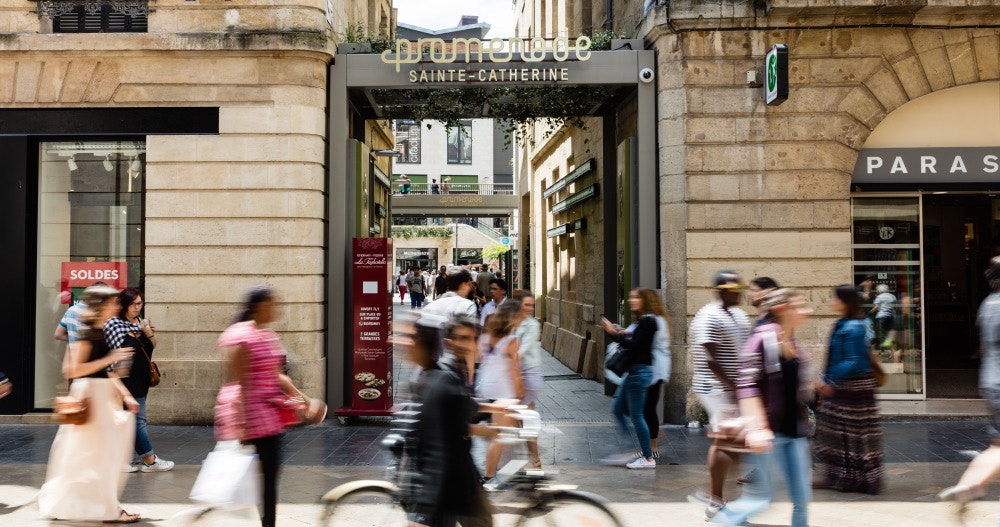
left=639, top=67, right=655, bottom=83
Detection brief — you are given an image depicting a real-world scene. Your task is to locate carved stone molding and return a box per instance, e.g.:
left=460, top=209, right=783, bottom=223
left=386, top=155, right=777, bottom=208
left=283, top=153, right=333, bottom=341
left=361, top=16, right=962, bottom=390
left=36, top=0, right=148, bottom=19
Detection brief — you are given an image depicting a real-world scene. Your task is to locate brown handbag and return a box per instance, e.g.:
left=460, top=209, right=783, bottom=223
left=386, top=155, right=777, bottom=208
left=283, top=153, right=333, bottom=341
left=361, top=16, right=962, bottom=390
left=53, top=396, right=90, bottom=425
left=149, top=360, right=161, bottom=387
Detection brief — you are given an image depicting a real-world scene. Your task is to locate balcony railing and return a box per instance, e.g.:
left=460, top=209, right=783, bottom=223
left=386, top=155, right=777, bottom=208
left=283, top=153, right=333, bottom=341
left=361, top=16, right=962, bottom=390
left=392, top=182, right=514, bottom=196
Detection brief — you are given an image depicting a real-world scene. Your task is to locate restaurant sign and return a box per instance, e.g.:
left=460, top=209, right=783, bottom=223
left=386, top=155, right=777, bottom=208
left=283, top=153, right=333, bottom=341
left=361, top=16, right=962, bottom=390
left=381, top=36, right=593, bottom=84
left=853, top=147, right=1000, bottom=184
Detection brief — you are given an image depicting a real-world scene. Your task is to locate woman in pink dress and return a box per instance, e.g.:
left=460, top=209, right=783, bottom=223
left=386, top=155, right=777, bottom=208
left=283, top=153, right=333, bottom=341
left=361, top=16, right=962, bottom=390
left=217, top=285, right=312, bottom=527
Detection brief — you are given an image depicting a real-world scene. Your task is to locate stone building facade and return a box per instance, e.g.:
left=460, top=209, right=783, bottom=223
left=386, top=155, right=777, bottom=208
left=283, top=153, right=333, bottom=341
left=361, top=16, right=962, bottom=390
left=0, top=0, right=392, bottom=422
left=516, top=0, right=1000, bottom=421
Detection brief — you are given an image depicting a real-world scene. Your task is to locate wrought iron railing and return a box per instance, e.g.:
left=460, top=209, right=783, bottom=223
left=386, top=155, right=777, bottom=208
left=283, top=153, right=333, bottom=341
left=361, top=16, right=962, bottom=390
left=392, top=182, right=515, bottom=196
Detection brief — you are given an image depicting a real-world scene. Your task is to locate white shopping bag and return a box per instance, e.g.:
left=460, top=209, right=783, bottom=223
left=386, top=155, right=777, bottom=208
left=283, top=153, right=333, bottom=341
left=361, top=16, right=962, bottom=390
left=189, top=441, right=261, bottom=506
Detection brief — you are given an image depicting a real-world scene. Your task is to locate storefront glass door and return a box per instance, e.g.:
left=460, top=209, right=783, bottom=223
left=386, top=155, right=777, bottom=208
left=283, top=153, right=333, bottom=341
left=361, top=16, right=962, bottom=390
left=34, top=141, right=145, bottom=409
left=852, top=197, right=924, bottom=396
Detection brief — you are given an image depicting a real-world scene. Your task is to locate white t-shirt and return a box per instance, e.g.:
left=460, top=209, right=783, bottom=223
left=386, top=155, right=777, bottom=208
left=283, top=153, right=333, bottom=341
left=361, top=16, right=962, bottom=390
left=873, top=292, right=896, bottom=319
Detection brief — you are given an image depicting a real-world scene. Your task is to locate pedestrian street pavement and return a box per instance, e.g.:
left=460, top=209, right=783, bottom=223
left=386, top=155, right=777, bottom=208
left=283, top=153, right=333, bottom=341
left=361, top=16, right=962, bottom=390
left=2, top=417, right=1000, bottom=526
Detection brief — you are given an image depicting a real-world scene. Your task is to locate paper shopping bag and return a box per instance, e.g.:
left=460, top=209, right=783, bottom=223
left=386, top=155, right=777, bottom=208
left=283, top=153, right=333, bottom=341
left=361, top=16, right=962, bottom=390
left=189, top=441, right=260, bottom=506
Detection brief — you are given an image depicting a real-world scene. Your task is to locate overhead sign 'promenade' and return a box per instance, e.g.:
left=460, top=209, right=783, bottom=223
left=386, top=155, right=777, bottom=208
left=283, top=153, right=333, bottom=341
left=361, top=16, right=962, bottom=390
left=381, top=36, right=593, bottom=84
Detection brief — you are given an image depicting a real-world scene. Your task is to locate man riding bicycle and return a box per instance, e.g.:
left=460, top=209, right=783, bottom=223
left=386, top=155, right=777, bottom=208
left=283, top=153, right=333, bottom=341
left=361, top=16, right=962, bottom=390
left=401, top=315, right=504, bottom=527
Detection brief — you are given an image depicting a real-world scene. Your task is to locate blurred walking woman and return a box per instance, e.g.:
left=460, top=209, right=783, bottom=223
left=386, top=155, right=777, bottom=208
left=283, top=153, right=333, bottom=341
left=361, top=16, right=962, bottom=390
left=477, top=301, right=525, bottom=488
left=39, top=285, right=141, bottom=523
left=512, top=290, right=544, bottom=467
left=709, top=289, right=813, bottom=527
left=813, top=284, right=883, bottom=494
left=105, top=287, right=174, bottom=472
left=599, top=288, right=659, bottom=469
left=218, top=286, right=309, bottom=527
left=637, top=288, right=671, bottom=459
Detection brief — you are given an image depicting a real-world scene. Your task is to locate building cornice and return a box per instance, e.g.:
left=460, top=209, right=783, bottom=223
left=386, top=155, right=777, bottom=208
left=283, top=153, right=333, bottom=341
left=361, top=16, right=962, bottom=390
left=0, top=31, right=337, bottom=56
left=656, top=0, right=1000, bottom=33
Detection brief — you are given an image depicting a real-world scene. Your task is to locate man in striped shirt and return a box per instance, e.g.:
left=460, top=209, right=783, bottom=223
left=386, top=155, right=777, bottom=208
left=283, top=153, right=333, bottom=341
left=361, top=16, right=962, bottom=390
left=688, top=270, right=751, bottom=520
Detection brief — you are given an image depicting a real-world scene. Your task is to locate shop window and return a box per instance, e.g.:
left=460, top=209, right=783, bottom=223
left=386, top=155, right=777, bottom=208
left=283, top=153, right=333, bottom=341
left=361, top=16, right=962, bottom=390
left=851, top=197, right=923, bottom=396
left=447, top=120, right=472, bottom=165
left=35, top=140, right=146, bottom=409
left=394, top=120, right=421, bottom=164
left=38, top=0, right=149, bottom=33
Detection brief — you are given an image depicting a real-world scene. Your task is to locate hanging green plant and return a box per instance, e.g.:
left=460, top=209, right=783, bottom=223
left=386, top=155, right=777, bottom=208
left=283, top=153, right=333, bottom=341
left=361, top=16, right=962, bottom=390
left=391, top=226, right=454, bottom=239
left=369, top=31, right=625, bottom=147
left=376, top=85, right=614, bottom=148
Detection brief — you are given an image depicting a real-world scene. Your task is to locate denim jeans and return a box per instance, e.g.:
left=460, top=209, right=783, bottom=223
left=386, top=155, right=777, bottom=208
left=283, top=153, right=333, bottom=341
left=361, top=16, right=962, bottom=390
left=410, top=291, right=424, bottom=308
left=612, top=364, right=653, bottom=458
left=134, top=396, right=154, bottom=459
left=712, top=433, right=811, bottom=527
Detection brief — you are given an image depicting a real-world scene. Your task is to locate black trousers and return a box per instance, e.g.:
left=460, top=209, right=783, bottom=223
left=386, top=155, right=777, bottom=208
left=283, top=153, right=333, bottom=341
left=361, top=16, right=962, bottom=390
left=249, top=433, right=282, bottom=527
left=644, top=381, right=662, bottom=440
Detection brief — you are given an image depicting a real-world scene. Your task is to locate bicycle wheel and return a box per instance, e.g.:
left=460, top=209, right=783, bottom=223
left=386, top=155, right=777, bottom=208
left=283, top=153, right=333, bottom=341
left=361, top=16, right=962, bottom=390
left=320, top=487, right=408, bottom=527
left=516, top=491, right=623, bottom=527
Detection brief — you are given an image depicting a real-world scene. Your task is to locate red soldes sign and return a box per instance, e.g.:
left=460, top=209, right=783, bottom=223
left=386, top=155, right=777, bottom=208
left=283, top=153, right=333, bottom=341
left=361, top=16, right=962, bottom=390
left=337, top=238, right=394, bottom=417
left=60, top=262, right=128, bottom=303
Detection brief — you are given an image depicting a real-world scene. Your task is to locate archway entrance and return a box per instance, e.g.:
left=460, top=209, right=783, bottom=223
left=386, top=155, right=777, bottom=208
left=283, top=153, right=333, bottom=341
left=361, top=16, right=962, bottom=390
left=325, top=38, right=658, bottom=411
left=852, top=81, right=1000, bottom=399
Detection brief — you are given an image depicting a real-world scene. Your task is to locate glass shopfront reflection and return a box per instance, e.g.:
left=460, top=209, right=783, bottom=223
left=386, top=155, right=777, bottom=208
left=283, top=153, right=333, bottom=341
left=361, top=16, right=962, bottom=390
left=852, top=197, right=924, bottom=395
left=34, top=141, right=145, bottom=409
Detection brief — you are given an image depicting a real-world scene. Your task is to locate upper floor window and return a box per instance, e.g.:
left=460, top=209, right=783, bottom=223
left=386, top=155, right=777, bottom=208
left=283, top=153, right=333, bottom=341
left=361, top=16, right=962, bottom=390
left=447, top=120, right=472, bottom=165
left=38, top=0, right=149, bottom=33
left=394, top=120, right=421, bottom=164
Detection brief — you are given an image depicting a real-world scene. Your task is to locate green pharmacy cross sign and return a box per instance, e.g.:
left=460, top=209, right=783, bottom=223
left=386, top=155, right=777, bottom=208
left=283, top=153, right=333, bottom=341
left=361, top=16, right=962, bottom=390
left=764, top=44, right=788, bottom=106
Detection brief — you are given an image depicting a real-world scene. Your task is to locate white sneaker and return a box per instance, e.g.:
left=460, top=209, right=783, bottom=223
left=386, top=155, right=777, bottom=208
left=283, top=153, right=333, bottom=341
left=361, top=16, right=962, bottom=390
left=687, top=491, right=725, bottom=520
left=626, top=457, right=656, bottom=469
left=140, top=456, right=175, bottom=472
left=482, top=476, right=504, bottom=492
left=123, top=464, right=138, bottom=473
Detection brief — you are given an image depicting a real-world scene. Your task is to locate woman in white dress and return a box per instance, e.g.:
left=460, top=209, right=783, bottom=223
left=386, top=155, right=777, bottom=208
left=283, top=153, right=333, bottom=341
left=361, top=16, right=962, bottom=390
left=476, top=301, right=524, bottom=489
left=39, top=285, right=141, bottom=523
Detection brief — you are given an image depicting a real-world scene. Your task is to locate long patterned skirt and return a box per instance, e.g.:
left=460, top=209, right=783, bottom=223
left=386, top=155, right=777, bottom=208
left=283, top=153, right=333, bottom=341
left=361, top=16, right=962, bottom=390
left=814, top=374, right=883, bottom=494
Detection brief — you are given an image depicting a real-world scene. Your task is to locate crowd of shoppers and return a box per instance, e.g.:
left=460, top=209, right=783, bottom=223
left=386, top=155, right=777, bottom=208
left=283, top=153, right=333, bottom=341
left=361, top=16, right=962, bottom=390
left=47, top=255, right=1000, bottom=527
left=683, top=270, right=888, bottom=526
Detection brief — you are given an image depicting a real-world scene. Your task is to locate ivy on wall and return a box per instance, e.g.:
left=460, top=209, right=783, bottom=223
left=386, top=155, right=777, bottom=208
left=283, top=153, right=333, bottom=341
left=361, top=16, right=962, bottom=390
left=391, top=226, right=455, bottom=239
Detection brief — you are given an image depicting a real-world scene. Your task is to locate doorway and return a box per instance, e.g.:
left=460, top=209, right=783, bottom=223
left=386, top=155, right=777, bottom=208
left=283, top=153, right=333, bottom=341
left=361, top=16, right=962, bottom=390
left=922, top=194, right=995, bottom=398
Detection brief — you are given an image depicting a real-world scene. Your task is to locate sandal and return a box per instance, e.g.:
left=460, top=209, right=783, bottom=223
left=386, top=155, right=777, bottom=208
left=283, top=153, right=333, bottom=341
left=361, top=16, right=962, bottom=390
left=530, top=458, right=542, bottom=469
left=104, top=510, right=140, bottom=524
